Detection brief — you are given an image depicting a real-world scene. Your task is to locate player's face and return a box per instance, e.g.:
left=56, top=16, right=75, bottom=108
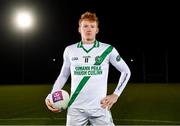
left=79, top=20, right=99, bottom=43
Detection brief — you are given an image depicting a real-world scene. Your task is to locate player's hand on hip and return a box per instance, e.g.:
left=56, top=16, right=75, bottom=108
left=45, top=99, right=61, bottom=113
left=101, top=93, right=119, bottom=110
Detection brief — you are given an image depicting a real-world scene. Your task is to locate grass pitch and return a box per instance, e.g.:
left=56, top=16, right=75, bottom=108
left=0, top=83, right=180, bottom=125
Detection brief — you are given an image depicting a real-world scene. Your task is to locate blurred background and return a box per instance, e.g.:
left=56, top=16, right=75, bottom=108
left=0, top=0, right=178, bottom=84
left=0, top=0, right=179, bottom=125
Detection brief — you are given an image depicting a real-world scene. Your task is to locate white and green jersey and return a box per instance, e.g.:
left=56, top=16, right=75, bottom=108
left=51, top=40, right=131, bottom=109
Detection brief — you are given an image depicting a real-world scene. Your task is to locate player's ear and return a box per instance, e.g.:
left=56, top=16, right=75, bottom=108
left=78, top=27, right=81, bottom=34
left=96, top=28, right=99, bottom=34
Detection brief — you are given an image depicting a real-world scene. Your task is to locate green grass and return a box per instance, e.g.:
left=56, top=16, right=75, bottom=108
left=0, top=83, right=180, bottom=125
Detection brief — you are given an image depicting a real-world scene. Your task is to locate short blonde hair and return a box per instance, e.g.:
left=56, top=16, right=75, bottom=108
left=79, top=12, right=99, bottom=26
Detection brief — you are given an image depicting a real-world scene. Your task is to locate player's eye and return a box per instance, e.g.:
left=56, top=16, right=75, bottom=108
left=91, top=25, right=95, bottom=28
left=83, top=25, right=88, bottom=28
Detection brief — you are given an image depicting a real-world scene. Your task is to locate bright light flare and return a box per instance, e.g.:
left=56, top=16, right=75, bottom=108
left=14, top=10, right=34, bottom=30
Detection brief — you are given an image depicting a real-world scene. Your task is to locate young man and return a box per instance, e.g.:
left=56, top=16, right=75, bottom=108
left=45, top=11, right=131, bottom=126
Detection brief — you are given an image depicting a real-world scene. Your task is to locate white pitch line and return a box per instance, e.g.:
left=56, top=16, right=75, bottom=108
left=115, top=118, right=180, bottom=124
left=0, top=118, right=180, bottom=124
left=0, top=117, right=66, bottom=120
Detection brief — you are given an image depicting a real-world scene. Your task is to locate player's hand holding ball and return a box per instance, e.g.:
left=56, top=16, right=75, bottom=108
left=45, top=98, right=61, bottom=112
left=45, top=89, right=70, bottom=112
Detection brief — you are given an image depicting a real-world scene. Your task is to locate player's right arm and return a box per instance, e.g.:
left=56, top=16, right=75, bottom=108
left=45, top=47, right=71, bottom=112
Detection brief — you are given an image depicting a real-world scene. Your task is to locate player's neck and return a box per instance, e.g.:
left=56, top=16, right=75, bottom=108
left=82, top=39, right=95, bottom=44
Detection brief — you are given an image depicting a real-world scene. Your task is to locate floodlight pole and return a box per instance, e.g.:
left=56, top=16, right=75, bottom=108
left=165, top=50, right=168, bottom=83
left=14, top=9, right=34, bottom=84
left=22, top=29, right=25, bottom=84
left=142, top=50, right=146, bottom=83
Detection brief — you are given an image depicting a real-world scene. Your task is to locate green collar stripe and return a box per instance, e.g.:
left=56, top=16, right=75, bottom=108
left=68, top=45, right=113, bottom=107
left=77, top=43, right=80, bottom=48
left=97, top=40, right=99, bottom=47
left=77, top=41, right=82, bottom=48
left=94, top=40, right=99, bottom=47
left=82, top=42, right=95, bottom=53
left=77, top=40, right=99, bottom=53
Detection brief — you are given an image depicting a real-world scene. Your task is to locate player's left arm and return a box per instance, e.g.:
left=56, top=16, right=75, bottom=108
left=101, top=47, right=131, bottom=110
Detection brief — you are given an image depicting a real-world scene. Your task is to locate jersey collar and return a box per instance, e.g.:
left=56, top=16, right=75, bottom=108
left=77, top=40, right=99, bottom=53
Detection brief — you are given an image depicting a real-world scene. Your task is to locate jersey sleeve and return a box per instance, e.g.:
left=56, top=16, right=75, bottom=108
left=109, top=47, right=131, bottom=96
left=51, top=47, right=71, bottom=93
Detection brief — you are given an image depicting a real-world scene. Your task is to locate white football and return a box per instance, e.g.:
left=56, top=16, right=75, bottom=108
left=49, top=89, right=70, bottom=111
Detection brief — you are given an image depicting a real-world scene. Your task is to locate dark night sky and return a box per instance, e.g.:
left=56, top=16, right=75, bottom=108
left=0, top=0, right=179, bottom=84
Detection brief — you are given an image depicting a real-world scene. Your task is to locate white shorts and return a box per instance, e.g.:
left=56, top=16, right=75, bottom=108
left=66, top=107, right=115, bottom=126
